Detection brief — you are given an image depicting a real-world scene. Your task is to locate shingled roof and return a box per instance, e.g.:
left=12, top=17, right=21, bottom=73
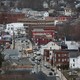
left=69, top=51, right=80, bottom=58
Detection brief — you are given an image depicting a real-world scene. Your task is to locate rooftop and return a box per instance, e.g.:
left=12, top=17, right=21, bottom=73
left=69, top=51, right=80, bottom=58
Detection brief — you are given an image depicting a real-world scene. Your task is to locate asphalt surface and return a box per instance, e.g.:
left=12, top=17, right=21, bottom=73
left=9, top=37, right=61, bottom=80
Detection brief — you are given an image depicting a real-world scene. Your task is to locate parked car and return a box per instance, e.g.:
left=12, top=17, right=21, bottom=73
left=44, top=64, right=50, bottom=69
left=51, top=68, right=55, bottom=72
left=49, top=72, right=53, bottom=75
left=31, top=57, right=35, bottom=61
left=34, top=60, right=40, bottom=65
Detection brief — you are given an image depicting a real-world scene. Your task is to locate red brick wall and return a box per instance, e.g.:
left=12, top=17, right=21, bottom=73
left=43, top=50, right=69, bottom=66
left=32, top=29, right=55, bottom=45
left=55, top=51, right=69, bottom=65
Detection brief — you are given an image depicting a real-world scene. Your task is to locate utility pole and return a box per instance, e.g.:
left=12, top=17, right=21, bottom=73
left=40, top=59, right=42, bottom=71
left=36, top=59, right=38, bottom=73
left=13, top=30, right=15, bottom=49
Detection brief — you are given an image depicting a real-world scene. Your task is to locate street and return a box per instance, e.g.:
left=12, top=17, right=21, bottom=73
left=6, top=37, right=62, bottom=80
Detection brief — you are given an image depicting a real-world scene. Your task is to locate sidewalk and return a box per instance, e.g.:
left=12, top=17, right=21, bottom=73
left=55, top=67, right=67, bottom=80
left=41, top=64, right=60, bottom=80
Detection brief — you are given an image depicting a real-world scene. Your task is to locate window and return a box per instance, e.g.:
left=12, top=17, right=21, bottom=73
left=58, top=59, right=60, bottom=62
left=73, top=59, right=75, bottom=62
left=73, top=64, right=75, bottom=66
left=50, top=47, right=52, bottom=50
left=50, top=53, right=51, bottom=55
left=11, top=27, right=13, bottom=30
left=64, top=54, right=67, bottom=56
left=62, top=59, right=64, bottom=62
left=65, top=59, right=66, bottom=61
left=50, top=51, right=53, bottom=54
left=58, top=54, right=60, bottom=57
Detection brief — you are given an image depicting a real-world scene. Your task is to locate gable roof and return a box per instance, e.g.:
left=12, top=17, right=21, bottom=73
left=43, top=41, right=61, bottom=50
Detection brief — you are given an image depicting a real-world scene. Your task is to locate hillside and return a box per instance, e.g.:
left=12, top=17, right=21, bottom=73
left=0, top=0, right=80, bottom=11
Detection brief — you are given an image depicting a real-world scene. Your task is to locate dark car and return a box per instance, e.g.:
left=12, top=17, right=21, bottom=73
left=49, top=72, right=53, bottom=75
left=51, top=68, right=55, bottom=72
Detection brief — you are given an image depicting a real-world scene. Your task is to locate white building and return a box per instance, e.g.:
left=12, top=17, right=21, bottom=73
left=69, top=51, right=80, bottom=69
left=64, top=7, right=72, bottom=16
left=5, top=23, right=27, bottom=36
left=65, top=41, right=79, bottom=50
left=40, top=11, right=49, bottom=17
left=40, top=41, right=61, bottom=55
left=27, top=10, right=49, bottom=18
left=43, top=1, right=49, bottom=9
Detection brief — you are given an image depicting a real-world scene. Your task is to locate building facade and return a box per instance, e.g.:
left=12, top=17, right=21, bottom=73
left=43, top=49, right=69, bottom=68
left=69, top=51, right=80, bottom=69
left=0, top=12, right=25, bottom=24
left=32, top=27, right=55, bottom=45
left=18, top=17, right=55, bottom=45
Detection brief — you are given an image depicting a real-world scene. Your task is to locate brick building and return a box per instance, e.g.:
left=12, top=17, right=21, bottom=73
left=0, top=12, right=25, bottom=24
left=32, top=27, right=55, bottom=45
left=43, top=49, right=69, bottom=68
left=18, top=17, right=56, bottom=45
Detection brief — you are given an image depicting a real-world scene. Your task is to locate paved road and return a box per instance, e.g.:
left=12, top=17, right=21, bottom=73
left=11, top=37, right=33, bottom=57
left=11, top=37, right=66, bottom=80
left=29, top=55, right=60, bottom=80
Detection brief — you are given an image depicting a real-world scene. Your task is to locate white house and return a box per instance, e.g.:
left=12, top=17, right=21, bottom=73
left=65, top=41, right=79, bottom=50
left=64, top=7, right=72, bottom=16
left=40, top=41, right=61, bottom=55
left=40, top=11, right=49, bottom=17
left=43, top=1, right=49, bottom=9
left=27, top=10, right=49, bottom=18
left=69, top=51, right=80, bottom=69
